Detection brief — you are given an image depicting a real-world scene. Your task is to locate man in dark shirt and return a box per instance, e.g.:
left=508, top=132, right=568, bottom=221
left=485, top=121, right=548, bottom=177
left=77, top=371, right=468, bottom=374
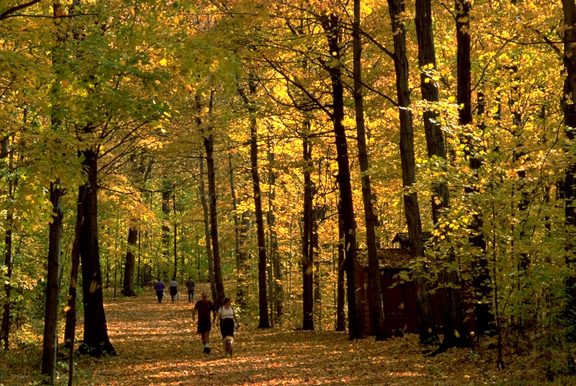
left=193, top=291, right=216, bottom=354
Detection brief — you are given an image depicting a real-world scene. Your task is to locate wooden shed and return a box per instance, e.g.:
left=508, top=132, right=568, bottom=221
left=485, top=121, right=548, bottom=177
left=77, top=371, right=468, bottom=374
left=357, top=248, right=416, bottom=335
left=357, top=243, right=442, bottom=336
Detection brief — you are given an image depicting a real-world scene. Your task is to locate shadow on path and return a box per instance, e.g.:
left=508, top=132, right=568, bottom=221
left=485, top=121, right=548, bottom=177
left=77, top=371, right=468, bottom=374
left=75, top=292, right=499, bottom=386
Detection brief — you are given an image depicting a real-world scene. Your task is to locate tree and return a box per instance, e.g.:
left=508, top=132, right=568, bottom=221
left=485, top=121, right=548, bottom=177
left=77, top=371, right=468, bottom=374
left=161, top=180, right=172, bottom=278
left=387, top=0, right=436, bottom=345
left=319, top=12, right=363, bottom=340
left=561, top=0, right=576, bottom=342
left=2, top=138, right=17, bottom=352
left=352, top=0, right=387, bottom=340
left=121, top=223, right=138, bottom=297
left=76, top=146, right=116, bottom=357
left=42, top=2, right=69, bottom=381
left=266, top=136, right=284, bottom=324
left=302, top=124, right=315, bottom=330
left=203, top=91, right=226, bottom=309
left=239, top=75, right=271, bottom=328
left=415, top=0, right=449, bottom=222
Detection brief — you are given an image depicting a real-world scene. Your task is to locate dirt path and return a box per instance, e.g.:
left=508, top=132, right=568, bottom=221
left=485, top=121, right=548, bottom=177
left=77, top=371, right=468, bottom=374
left=75, top=291, right=517, bottom=385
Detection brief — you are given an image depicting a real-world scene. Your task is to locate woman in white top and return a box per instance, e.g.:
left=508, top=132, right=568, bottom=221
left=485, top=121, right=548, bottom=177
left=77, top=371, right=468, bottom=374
left=217, top=297, right=240, bottom=339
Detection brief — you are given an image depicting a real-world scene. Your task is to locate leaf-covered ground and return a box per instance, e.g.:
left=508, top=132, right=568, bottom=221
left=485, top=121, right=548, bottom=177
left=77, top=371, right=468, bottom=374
left=0, top=287, right=569, bottom=385
left=71, top=290, right=527, bottom=386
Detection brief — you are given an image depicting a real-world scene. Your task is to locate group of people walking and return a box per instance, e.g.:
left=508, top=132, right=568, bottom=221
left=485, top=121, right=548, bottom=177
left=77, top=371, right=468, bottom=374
left=153, top=277, right=240, bottom=355
left=154, top=277, right=196, bottom=304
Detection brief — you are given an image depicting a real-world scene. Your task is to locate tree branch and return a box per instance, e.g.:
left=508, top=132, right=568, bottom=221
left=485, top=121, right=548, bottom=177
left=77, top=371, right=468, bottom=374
left=0, top=0, right=42, bottom=21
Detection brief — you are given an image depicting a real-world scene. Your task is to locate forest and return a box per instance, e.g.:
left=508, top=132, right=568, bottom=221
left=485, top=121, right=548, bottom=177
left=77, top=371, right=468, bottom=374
left=1, top=0, right=576, bottom=384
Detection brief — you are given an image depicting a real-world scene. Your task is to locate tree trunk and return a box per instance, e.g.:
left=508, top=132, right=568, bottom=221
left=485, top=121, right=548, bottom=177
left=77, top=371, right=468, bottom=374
left=563, top=0, right=576, bottom=242
left=172, top=187, right=178, bottom=281
left=439, top=0, right=475, bottom=350
left=302, top=130, right=315, bottom=331
left=228, top=150, right=250, bottom=307
left=195, top=94, right=217, bottom=302
left=561, top=0, right=576, bottom=344
left=248, top=82, right=271, bottom=329
left=41, top=5, right=66, bottom=379
left=415, top=0, right=449, bottom=220
left=121, top=224, right=138, bottom=297
left=78, top=148, right=115, bottom=357
left=161, top=180, right=172, bottom=278
left=199, top=156, right=216, bottom=302
left=237, top=211, right=251, bottom=308
left=336, top=203, right=346, bottom=332
left=41, top=181, right=61, bottom=382
left=353, top=0, right=387, bottom=340
left=0, top=239, right=12, bottom=351
left=1, top=174, right=14, bottom=352
left=237, top=75, right=270, bottom=328
left=202, top=92, right=225, bottom=308
left=266, top=140, right=283, bottom=323
left=387, top=0, right=437, bottom=345
left=320, top=13, right=362, bottom=340
left=63, top=185, right=84, bottom=384
left=474, top=90, right=497, bottom=335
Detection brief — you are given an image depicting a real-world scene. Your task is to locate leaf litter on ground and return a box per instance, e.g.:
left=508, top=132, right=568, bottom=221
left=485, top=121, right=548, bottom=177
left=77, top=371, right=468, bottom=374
left=0, top=289, right=570, bottom=385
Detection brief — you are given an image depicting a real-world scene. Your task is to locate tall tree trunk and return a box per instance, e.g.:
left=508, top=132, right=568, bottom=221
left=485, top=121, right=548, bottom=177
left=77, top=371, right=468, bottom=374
left=161, top=180, right=172, bottom=278
left=336, top=203, right=346, bottom=332
left=41, top=181, right=61, bottom=382
left=241, top=76, right=271, bottom=328
left=475, top=89, right=497, bottom=335
left=302, top=130, right=315, bottom=331
left=198, top=156, right=216, bottom=302
left=238, top=76, right=270, bottom=328
left=1, top=148, right=15, bottom=352
left=440, top=0, right=474, bottom=350
left=41, top=4, right=66, bottom=379
left=63, top=186, right=84, bottom=385
left=320, top=13, right=362, bottom=340
left=237, top=211, right=251, bottom=308
left=202, top=92, right=225, bottom=308
left=266, top=140, right=283, bottom=323
left=353, top=0, right=387, bottom=340
left=387, top=0, right=437, bottom=345
left=0, top=221, right=12, bottom=351
left=78, top=148, right=115, bottom=357
left=563, top=0, right=576, bottom=244
left=121, top=224, right=138, bottom=296
left=415, top=0, right=449, bottom=219
left=172, top=186, right=178, bottom=281
left=561, top=0, right=576, bottom=343
left=228, top=150, right=250, bottom=307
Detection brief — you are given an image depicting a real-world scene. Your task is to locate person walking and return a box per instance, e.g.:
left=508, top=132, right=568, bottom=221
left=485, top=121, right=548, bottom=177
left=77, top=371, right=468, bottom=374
left=193, top=291, right=216, bottom=354
left=169, top=277, right=178, bottom=303
left=217, top=297, right=240, bottom=356
left=154, top=278, right=165, bottom=303
left=185, top=278, right=195, bottom=302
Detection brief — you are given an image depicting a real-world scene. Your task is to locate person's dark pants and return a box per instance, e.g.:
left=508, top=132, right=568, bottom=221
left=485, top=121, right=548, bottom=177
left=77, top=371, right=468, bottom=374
left=220, top=318, right=235, bottom=338
left=169, top=287, right=177, bottom=303
left=188, top=290, right=194, bottom=302
left=156, top=290, right=163, bottom=303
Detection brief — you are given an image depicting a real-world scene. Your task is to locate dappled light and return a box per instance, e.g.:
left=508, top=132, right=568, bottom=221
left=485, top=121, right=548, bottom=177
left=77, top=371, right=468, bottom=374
left=1, top=1, right=576, bottom=384
left=59, top=294, right=519, bottom=385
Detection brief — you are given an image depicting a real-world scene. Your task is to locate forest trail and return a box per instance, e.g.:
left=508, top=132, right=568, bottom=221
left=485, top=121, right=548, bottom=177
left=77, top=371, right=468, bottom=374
left=76, top=288, right=513, bottom=386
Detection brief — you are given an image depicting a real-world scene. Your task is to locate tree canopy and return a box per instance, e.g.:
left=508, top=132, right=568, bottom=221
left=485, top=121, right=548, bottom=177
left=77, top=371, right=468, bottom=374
left=1, top=0, right=576, bottom=383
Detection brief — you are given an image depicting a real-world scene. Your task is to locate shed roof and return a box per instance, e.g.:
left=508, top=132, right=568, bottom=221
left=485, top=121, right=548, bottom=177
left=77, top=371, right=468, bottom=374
left=356, top=248, right=413, bottom=269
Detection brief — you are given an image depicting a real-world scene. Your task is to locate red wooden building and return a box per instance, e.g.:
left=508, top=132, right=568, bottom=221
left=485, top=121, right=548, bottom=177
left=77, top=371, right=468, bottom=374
left=357, top=244, right=442, bottom=336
